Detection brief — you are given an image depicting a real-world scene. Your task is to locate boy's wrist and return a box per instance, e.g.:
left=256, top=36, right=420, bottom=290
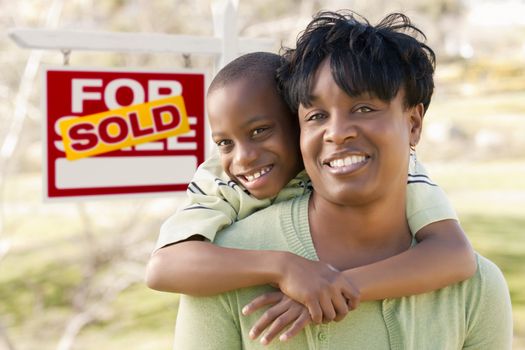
left=341, top=269, right=366, bottom=301
left=242, top=250, right=291, bottom=287
left=268, top=251, right=295, bottom=287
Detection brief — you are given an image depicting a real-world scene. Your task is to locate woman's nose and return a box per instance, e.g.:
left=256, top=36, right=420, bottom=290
left=323, top=113, right=358, bottom=144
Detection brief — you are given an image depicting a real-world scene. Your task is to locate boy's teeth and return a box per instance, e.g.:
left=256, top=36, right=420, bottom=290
left=329, top=155, right=365, bottom=168
left=245, top=167, right=271, bottom=182
left=246, top=172, right=258, bottom=182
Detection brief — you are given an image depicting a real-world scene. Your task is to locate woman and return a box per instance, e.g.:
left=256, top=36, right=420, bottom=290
left=173, top=11, right=512, bottom=349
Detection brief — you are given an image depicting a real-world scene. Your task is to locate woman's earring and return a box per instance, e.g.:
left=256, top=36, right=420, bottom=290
left=410, top=144, right=418, bottom=172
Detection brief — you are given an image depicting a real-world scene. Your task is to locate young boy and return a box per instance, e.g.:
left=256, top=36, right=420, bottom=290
left=146, top=51, right=476, bottom=342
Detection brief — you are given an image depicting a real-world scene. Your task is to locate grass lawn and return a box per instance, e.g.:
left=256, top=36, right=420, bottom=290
left=428, top=161, right=525, bottom=349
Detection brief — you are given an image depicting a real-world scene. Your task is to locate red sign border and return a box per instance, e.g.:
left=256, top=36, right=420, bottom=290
left=42, top=65, right=210, bottom=202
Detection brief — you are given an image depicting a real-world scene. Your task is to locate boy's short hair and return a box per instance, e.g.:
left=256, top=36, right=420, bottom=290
left=278, top=10, right=436, bottom=114
left=208, top=52, right=283, bottom=96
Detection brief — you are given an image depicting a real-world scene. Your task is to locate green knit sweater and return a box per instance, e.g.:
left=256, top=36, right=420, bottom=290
left=173, top=194, right=512, bottom=349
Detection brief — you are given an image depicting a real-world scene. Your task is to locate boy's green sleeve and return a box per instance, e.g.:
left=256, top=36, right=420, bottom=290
left=154, top=152, right=271, bottom=250
left=406, top=159, right=459, bottom=235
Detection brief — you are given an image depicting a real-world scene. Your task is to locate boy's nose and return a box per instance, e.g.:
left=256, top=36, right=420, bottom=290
left=234, top=142, right=259, bottom=166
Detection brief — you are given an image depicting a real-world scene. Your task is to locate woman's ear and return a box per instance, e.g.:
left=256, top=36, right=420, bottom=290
left=409, top=103, right=424, bottom=146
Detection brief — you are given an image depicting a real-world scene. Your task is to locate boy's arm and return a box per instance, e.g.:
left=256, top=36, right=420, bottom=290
left=242, top=219, right=475, bottom=343
left=146, top=239, right=359, bottom=324
left=242, top=163, right=477, bottom=341
left=344, top=160, right=476, bottom=300
left=148, top=152, right=273, bottom=291
left=147, top=240, right=283, bottom=294
left=147, top=152, right=269, bottom=291
left=148, top=152, right=312, bottom=295
left=147, top=153, right=359, bottom=323
left=343, top=219, right=476, bottom=301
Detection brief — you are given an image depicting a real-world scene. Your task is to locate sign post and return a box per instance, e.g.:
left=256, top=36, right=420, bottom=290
left=8, top=1, right=274, bottom=72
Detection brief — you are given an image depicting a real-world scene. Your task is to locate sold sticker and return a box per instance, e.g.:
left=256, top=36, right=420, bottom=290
left=59, top=95, right=190, bottom=160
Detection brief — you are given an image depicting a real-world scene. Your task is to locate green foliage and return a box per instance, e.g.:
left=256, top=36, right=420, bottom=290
left=75, top=286, right=179, bottom=349
left=0, top=256, right=83, bottom=321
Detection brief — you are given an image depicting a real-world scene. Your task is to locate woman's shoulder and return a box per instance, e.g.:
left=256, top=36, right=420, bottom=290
left=473, top=253, right=510, bottom=297
left=214, top=194, right=308, bottom=250
left=451, top=253, right=511, bottom=316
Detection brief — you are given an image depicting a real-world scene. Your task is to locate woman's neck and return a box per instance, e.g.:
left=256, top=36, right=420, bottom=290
left=308, top=189, right=412, bottom=270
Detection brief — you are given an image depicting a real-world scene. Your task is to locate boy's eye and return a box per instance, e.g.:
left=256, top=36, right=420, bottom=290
left=216, top=139, right=232, bottom=147
left=251, top=127, right=269, bottom=137
left=354, top=106, right=374, bottom=113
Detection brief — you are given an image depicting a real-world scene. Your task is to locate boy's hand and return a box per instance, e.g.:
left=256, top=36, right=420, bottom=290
left=276, top=253, right=360, bottom=323
left=242, top=291, right=310, bottom=345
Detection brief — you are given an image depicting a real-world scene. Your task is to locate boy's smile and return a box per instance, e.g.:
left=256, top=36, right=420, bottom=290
left=207, top=77, right=302, bottom=199
left=237, top=165, right=273, bottom=183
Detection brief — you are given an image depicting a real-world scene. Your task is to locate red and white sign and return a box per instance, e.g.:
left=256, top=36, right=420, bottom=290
left=43, top=66, right=206, bottom=200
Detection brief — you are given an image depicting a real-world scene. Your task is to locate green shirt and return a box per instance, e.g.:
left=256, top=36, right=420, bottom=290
left=173, top=194, right=512, bottom=350
left=156, top=153, right=457, bottom=250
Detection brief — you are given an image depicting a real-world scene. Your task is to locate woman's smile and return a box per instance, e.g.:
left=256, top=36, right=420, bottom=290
left=322, top=153, right=370, bottom=175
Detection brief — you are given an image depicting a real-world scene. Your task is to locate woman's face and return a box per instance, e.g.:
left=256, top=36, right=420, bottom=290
left=298, top=59, right=423, bottom=206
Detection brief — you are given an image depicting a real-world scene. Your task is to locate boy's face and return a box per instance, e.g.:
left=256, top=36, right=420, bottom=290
left=207, top=78, right=302, bottom=199
left=298, top=59, right=423, bottom=206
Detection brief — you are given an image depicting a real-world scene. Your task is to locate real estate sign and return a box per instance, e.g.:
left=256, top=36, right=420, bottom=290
left=43, top=67, right=206, bottom=200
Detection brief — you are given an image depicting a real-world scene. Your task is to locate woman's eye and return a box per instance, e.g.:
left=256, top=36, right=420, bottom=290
left=306, top=113, right=325, bottom=121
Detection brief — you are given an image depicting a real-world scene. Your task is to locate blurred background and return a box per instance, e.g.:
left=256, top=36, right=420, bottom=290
left=1, top=0, right=524, bottom=349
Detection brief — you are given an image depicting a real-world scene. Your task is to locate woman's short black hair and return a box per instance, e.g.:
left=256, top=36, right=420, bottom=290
left=278, top=10, right=436, bottom=114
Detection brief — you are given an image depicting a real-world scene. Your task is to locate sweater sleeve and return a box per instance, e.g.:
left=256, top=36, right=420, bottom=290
left=174, top=293, right=242, bottom=349
left=462, top=255, right=513, bottom=350
left=154, top=152, right=271, bottom=250
left=406, top=159, right=459, bottom=235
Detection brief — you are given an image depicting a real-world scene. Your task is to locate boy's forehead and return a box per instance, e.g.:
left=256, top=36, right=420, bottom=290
left=207, top=77, right=278, bottom=105
left=209, top=73, right=274, bottom=94
left=207, top=76, right=289, bottom=122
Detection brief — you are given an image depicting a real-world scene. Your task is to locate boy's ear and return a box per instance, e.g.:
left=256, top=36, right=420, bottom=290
left=409, top=103, right=424, bottom=146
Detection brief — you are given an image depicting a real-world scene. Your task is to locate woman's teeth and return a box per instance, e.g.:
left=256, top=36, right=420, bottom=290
left=329, top=155, right=366, bottom=168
